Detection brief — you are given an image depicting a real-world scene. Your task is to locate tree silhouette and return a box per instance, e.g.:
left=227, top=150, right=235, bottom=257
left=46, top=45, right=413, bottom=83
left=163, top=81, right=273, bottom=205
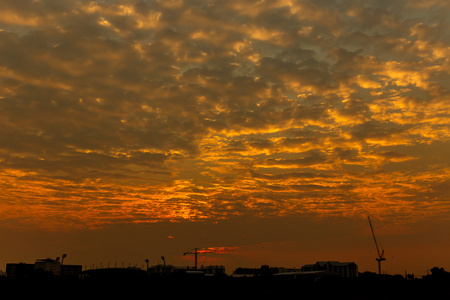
left=429, top=267, right=450, bottom=280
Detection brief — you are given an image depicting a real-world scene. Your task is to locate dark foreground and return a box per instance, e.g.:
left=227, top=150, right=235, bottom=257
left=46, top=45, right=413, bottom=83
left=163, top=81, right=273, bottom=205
left=2, top=275, right=450, bottom=299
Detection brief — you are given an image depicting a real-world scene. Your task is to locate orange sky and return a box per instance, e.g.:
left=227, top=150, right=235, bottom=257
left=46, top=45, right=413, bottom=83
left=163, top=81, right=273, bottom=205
left=0, top=0, right=449, bottom=276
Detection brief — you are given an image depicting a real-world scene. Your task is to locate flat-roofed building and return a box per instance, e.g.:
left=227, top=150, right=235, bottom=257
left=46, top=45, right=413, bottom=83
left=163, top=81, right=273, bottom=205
left=6, top=263, right=35, bottom=279
left=35, top=258, right=61, bottom=276
left=301, top=261, right=358, bottom=278
left=60, top=264, right=83, bottom=278
left=6, top=258, right=82, bottom=279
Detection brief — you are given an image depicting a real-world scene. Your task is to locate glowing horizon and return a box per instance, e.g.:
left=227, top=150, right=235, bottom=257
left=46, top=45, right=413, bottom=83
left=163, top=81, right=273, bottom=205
left=0, top=0, right=449, bottom=276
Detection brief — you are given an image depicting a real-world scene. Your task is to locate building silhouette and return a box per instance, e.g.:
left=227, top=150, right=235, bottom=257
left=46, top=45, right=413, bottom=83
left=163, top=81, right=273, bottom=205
left=146, top=264, right=225, bottom=277
left=301, top=261, right=358, bottom=278
left=6, top=258, right=82, bottom=279
left=233, top=265, right=287, bottom=277
left=5, top=263, right=35, bottom=279
left=232, top=261, right=358, bottom=279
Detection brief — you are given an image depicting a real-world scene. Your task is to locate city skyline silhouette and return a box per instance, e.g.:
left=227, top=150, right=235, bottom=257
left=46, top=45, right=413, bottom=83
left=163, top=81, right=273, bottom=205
left=0, top=0, right=449, bottom=288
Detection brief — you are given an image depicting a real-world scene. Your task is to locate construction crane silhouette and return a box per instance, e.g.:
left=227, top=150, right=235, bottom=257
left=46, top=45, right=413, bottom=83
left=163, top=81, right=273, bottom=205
left=368, top=216, right=386, bottom=275
left=184, top=248, right=201, bottom=270
left=184, top=247, right=235, bottom=270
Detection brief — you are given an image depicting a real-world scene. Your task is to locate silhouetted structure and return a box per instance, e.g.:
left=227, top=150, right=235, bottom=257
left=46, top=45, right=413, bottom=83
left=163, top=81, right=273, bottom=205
left=368, top=216, right=386, bottom=275
left=147, top=264, right=225, bottom=277
left=301, top=261, right=359, bottom=278
left=5, top=263, right=35, bottom=279
left=61, top=264, right=83, bottom=278
left=270, top=261, right=359, bottom=280
left=183, top=247, right=232, bottom=270
left=80, top=267, right=146, bottom=280
left=232, top=262, right=358, bottom=279
left=35, top=258, right=62, bottom=276
left=233, top=265, right=288, bottom=277
left=183, top=248, right=200, bottom=270
left=423, top=267, right=450, bottom=281
left=6, top=257, right=82, bottom=279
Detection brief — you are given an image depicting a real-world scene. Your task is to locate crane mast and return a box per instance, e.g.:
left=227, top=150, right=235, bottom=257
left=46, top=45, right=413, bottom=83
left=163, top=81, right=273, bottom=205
left=183, top=247, right=234, bottom=270
left=368, top=216, right=386, bottom=275
left=184, top=248, right=199, bottom=270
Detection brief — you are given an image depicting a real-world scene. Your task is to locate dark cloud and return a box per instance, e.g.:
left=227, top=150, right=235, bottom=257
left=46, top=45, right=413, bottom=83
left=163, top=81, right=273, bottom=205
left=0, top=0, right=448, bottom=230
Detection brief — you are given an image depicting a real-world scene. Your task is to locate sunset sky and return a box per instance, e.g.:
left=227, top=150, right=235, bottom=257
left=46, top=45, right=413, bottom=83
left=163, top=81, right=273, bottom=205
left=0, top=0, right=449, bottom=276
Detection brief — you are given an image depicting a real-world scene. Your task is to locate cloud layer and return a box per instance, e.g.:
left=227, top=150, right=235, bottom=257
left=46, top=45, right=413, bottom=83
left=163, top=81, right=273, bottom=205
left=0, top=0, right=449, bottom=230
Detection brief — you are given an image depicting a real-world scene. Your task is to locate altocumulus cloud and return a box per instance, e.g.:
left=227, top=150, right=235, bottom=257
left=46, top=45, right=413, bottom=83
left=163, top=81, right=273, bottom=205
left=0, top=0, right=449, bottom=229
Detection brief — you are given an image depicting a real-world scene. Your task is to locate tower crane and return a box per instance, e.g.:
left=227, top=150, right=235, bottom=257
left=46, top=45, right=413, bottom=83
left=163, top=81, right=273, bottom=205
left=183, top=247, right=235, bottom=270
left=368, top=216, right=386, bottom=275
left=184, top=248, right=200, bottom=270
